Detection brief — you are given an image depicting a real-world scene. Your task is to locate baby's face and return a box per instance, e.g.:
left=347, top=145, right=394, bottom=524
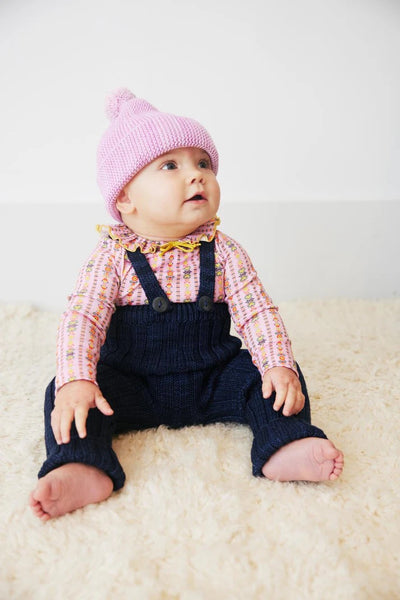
left=116, top=147, right=220, bottom=240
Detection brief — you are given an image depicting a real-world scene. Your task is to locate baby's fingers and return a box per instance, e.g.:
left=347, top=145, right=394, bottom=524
left=273, top=385, right=287, bottom=412
left=74, top=405, right=90, bottom=439
left=262, top=378, right=273, bottom=399
left=50, top=409, right=63, bottom=445
left=95, top=392, right=114, bottom=416
left=294, top=391, right=305, bottom=414
left=283, top=389, right=305, bottom=416
left=281, top=387, right=297, bottom=416
left=59, top=407, right=75, bottom=444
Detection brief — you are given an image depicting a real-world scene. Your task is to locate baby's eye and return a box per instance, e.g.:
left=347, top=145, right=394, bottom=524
left=198, top=158, right=211, bottom=169
left=161, top=161, right=177, bottom=170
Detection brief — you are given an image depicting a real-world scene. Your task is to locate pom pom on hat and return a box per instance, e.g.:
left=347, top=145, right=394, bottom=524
left=104, top=88, right=157, bottom=122
left=97, top=88, right=219, bottom=222
left=105, top=88, right=136, bottom=121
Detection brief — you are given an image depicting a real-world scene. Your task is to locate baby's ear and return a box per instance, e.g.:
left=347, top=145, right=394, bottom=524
left=116, top=188, right=135, bottom=215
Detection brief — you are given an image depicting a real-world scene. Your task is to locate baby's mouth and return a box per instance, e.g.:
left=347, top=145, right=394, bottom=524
left=185, top=194, right=207, bottom=202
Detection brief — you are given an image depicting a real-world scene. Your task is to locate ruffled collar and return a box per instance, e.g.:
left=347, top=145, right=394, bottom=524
left=97, top=217, right=220, bottom=254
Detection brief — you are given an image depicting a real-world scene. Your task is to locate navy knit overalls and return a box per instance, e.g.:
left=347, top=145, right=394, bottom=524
left=39, top=240, right=327, bottom=489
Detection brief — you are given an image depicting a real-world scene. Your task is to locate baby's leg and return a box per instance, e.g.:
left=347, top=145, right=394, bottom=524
left=245, top=362, right=343, bottom=482
left=31, top=377, right=125, bottom=520
left=29, top=463, right=113, bottom=521
left=31, top=368, right=159, bottom=520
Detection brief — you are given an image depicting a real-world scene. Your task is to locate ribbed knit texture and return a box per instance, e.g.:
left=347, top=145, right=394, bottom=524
left=247, top=364, right=327, bottom=476
left=100, top=241, right=241, bottom=376
left=38, top=379, right=126, bottom=490
left=97, top=88, right=219, bottom=222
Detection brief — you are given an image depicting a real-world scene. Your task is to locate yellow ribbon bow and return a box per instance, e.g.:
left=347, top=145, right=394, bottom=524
left=159, top=240, right=201, bottom=256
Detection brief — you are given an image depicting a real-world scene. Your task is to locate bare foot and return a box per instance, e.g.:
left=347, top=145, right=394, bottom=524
left=29, top=463, right=114, bottom=521
left=262, top=438, right=344, bottom=482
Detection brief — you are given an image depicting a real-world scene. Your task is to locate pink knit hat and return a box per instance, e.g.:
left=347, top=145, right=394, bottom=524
left=97, top=88, right=219, bottom=222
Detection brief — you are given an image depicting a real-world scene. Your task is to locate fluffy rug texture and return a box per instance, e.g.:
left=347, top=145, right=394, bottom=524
left=1, top=299, right=399, bottom=600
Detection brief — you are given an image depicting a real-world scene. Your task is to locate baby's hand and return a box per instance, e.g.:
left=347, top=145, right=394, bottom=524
left=51, top=380, right=113, bottom=445
left=262, top=367, right=305, bottom=417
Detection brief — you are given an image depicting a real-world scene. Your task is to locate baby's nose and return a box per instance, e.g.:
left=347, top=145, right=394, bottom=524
left=186, top=167, right=205, bottom=184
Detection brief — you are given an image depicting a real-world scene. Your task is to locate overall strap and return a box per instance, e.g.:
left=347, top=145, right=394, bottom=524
left=126, top=249, right=171, bottom=313
left=197, top=239, right=216, bottom=311
left=126, top=238, right=216, bottom=313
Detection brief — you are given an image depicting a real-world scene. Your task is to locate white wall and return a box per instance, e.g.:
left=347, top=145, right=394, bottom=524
left=1, top=0, right=399, bottom=307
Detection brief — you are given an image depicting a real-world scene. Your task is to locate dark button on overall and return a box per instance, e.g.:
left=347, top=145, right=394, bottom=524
left=198, top=296, right=214, bottom=312
left=152, top=296, right=170, bottom=313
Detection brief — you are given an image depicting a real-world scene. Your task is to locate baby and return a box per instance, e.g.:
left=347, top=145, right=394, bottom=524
left=30, top=88, right=343, bottom=521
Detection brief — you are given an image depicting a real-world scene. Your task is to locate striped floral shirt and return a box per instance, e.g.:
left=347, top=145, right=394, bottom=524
left=56, top=218, right=297, bottom=390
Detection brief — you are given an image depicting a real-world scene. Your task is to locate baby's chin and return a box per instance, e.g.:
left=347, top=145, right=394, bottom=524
left=179, top=214, right=217, bottom=235
left=120, top=211, right=217, bottom=241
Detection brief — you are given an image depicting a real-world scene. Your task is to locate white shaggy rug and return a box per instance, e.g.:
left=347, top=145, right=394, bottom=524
left=1, top=299, right=399, bottom=600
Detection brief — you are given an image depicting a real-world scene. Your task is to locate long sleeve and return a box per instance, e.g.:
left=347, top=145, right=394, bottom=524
left=217, top=232, right=297, bottom=377
left=55, top=236, right=122, bottom=390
